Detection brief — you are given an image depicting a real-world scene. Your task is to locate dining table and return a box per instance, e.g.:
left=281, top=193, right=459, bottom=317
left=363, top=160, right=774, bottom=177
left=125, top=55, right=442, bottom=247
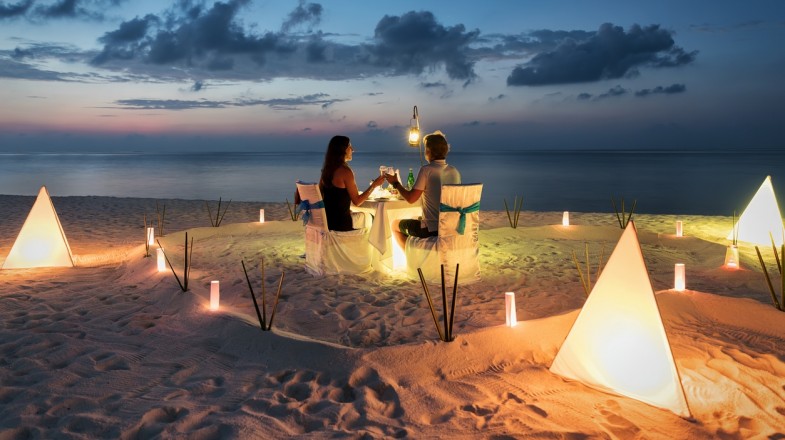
left=355, top=197, right=422, bottom=273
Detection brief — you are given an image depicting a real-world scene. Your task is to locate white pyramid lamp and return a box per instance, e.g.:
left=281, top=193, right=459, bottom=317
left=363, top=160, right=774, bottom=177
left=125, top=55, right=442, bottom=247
left=2, top=186, right=74, bottom=269
left=550, top=221, right=691, bottom=417
left=728, top=176, right=784, bottom=246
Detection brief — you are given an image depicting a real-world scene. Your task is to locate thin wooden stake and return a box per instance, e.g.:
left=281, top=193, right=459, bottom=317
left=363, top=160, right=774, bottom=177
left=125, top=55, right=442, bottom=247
left=241, top=260, right=265, bottom=330
left=448, top=263, right=459, bottom=341
left=441, top=265, right=449, bottom=341
left=267, top=272, right=285, bottom=330
left=418, top=268, right=444, bottom=341
left=755, top=246, right=781, bottom=310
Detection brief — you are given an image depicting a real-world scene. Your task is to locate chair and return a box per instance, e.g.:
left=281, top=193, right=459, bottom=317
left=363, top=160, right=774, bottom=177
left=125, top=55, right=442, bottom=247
left=296, top=181, right=373, bottom=276
left=404, top=183, right=483, bottom=284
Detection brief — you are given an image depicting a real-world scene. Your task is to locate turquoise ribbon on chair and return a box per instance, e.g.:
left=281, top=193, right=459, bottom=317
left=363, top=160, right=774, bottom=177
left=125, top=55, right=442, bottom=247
left=439, top=201, right=480, bottom=235
left=298, top=199, right=325, bottom=226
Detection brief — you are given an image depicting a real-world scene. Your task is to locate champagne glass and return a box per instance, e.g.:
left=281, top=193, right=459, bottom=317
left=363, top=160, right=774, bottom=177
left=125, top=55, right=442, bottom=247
left=379, top=165, right=389, bottom=189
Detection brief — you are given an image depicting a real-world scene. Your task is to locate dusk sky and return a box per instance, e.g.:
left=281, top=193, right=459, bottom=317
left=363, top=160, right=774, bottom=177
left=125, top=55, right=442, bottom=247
left=1, top=0, right=784, bottom=152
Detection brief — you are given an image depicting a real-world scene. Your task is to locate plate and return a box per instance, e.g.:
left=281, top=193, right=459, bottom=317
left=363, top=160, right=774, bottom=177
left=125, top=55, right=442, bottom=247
left=374, top=197, right=389, bottom=201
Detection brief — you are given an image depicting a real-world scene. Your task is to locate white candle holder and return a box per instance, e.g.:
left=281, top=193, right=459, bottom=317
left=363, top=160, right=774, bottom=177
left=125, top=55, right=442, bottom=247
left=562, top=211, right=570, bottom=227
left=676, top=220, right=683, bottom=237
left=259, top=209, right=265, bottom=223
left=210, top=280, right=220, bottom=310
left=674, top=263, right=686, bottom=291
left=724, top=244, right=740, bottom=269
left=146, top=227, right=155, bottom=246
left=505, top=291, right=517, bottom=327
left=157, top=248, right=166, bottom=272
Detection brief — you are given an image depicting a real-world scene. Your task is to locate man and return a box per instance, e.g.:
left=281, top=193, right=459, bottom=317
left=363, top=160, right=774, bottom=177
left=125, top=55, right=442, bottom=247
left=385, top=130, right=461, bottom=249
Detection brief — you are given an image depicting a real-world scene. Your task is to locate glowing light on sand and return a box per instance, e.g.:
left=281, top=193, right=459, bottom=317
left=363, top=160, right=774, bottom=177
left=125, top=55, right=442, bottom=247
left=729, top=176, right=784, bottom=246
left=259, top=209, right=265, bottom=223
left=210, top=281, right=220, bottom=310
left=392, top=237, right=407, bottom=270
left=550, top=222, right=691, bottom=417
left=2, top=186, right=74, bottom=269
left=674, top=263, right=686, bottom=291
left=562, top=211, right=570, bottom=227
left=157, top=248, right=166, bottom=272
left=505, top=291, right=517, bottom=327
left=724, top=245, right=740, bottom=269
left=147, top=227, right=155, bottom=246
left=676, top=221, right=683, bottom=237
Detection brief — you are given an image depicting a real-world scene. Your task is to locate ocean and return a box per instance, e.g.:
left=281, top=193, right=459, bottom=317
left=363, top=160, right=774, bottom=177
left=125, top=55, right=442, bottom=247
left=0, top=149, right=782, bottom=215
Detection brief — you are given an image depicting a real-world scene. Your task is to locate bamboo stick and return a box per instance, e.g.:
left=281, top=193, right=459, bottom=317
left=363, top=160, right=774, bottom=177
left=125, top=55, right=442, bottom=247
left=755, top=246, right=781, bottom=310
left=241, top=260, right=265, bottom=330
left=268, top=272, right=285, bottom=330
left=440, top=265, right=448, bottom=342
left=448, top=264, right=459, bottom=341
left=418, top=268, right=444, bottom=341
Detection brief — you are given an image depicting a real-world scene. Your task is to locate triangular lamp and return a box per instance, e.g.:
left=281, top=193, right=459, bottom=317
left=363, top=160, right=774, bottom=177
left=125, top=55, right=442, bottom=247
left=2, top=186, right=74, bottom=269
left=550, top=222, right=691, bottom=417
left=728, top=176, right=784, bottom=246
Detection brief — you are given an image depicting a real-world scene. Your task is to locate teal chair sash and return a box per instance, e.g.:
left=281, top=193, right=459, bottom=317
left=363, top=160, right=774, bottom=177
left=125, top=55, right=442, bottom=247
left=298, top=199, right=325, bottom=226
left=439, top=201, right=480, bottom=235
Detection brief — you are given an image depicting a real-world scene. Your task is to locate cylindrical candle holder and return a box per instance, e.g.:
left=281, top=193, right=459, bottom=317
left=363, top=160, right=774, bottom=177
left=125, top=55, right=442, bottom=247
left=674, top=263, right=686, bottom=291
left=147, top=227, right=155, bottom=246
left=210, top=280, right=220, bottom=310
left=724, top=244, right=740, bottom=269
left=562, top=211, right=570, bottom=227
left=505, top=291, right=517, bottom=327
left=157, top=248, right=166, bottom=272
left=676, top=220, right=683, bottom=237
left=259, top=209, right=265, bottom=223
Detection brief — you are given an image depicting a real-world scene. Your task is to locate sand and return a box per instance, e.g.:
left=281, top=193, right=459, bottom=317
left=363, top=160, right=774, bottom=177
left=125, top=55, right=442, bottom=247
left=1, top=194, right=784, bottom=439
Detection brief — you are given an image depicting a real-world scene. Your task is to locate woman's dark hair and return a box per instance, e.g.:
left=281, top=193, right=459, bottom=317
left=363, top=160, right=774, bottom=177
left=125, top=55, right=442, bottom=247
left=320, top=135, right=350, bottom=188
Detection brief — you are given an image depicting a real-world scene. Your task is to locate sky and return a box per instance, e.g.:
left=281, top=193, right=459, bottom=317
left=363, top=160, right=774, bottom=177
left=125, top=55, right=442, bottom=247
left=0, top=0, right=784, bottom=152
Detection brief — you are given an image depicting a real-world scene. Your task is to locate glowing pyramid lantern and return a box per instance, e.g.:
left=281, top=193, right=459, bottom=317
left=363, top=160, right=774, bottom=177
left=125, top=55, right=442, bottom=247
left=728, top=176, right=784, bottom=246
left=550, top=221, right=691, bottom=417
left=2, top=186, right=74, bottom=269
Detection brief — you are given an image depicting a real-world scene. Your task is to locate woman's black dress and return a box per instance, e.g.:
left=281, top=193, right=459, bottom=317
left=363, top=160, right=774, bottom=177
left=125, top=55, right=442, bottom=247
left=321, top=185, right=354, bottom=231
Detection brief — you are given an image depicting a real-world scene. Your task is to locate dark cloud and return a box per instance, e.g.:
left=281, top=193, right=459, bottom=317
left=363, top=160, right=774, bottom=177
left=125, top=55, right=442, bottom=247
left=461, top=120, right=481, bottom=127
left=112, top=92, right=345, bottom=111
left=420, top=81, right=446, bottom=88
left=366, top=121, right=378, bottom=128
left=114, top=98, right=228, bottom=110
left=595, top=85, right=627, bottom=99
left=507, top=23, right=697, bottom=86
left=488, top=93, right=505, bottom=102
left=281, top=0, right=322, bottom=32
left=577, top=92, right=592, bottom=100
left=635, top=83, right=686, bottom=97
left=0, top=0, right=33, bottom=18
left=92, top=0, right=294, bottom=67
left=368, top=11, right=480, bottom=81
left=190, top=79, right=204, bottom=91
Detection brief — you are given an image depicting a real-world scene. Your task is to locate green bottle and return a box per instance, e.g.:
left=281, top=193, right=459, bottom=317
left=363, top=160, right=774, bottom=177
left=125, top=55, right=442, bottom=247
left=407, top=168, right=415, bottom=190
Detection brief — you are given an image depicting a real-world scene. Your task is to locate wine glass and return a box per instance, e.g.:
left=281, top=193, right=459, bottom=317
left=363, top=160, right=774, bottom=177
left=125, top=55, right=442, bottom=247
left=379, top=165, right=389, bottom=189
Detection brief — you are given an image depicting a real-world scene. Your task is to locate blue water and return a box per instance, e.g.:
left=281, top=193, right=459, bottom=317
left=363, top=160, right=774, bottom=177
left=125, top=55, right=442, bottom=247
left=0, top=150, right=782, bottom=215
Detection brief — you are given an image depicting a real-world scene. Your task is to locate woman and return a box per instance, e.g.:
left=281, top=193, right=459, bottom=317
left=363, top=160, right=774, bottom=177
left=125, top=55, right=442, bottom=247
left=313, top=135, right=385, bottom=231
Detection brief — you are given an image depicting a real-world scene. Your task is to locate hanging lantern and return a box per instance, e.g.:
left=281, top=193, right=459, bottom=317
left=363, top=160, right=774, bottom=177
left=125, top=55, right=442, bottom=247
left=408, top=105, right=420, bottom=147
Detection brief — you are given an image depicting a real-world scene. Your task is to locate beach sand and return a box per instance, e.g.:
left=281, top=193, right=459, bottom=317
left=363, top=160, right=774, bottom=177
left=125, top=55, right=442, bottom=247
left=1, top=194, right=784, bottom=439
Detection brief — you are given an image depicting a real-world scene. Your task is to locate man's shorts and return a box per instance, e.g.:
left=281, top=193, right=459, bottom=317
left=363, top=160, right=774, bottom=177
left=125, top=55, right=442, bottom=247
left=398, top=219, right=438, bottom=238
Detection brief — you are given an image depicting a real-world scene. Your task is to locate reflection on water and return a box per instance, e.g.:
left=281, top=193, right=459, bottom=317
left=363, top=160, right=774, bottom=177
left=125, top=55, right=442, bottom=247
left=0, top=150, right=782, bottom=214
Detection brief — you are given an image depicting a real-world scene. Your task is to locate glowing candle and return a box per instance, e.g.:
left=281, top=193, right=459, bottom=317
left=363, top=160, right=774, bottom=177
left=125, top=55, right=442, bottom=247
left=675, top=220, right=683, bottom=237
left=505, top=291, right=517, bottom=327
left=210, top=281, right=220, bottom=310
left=562, top=211, right=570, bottom=227
left=156, top=248, right=166, bottom=272
left=259, top=209, right=265, bottom=223
left=147, top=227, right=155, bottom=246
left=674, top=263, right=685, bottom=291
left=724, top=245, right=740, bottom=269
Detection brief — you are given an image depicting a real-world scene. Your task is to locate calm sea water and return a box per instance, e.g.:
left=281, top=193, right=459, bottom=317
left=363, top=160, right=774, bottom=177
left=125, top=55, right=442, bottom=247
left=0, top=150, right=782, bottom=215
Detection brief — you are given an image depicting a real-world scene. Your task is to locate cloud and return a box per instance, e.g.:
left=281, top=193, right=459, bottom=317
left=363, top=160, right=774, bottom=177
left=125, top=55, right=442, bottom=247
left=420, top=81, right=446, bottom=89
left=635, top=83, right=686, bottom=97
left=190, top=80, right=205, bottom=91
left=507, top=23, right=697, bottom=86
left=0, top=0, right=33, bottom=18
left=366, top=120, right=378, bottom=128
left=111, top=93, right=345, bottom=111
left=488, top=93, right=505, bottom=102
left=595, top=85, right=627, bottom=99
left=281, top=0, right=322, bottom=32
left=367, top=10, right=480, bottom=81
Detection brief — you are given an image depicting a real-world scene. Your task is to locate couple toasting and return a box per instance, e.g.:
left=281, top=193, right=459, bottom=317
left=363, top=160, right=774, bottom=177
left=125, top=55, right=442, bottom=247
left=298, top=131, right=461, bottom=248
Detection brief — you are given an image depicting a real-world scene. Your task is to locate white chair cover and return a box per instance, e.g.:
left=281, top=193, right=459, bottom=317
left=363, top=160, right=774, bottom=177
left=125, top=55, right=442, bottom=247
left=296, top=181, right=373, bottom=276
left=405, top=183, right=483, bottom=284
